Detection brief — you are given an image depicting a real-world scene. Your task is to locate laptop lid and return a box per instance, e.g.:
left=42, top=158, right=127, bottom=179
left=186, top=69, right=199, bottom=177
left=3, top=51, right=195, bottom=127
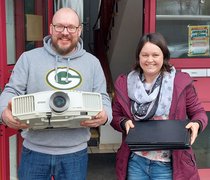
left=125, top=120, right=191, bottom=150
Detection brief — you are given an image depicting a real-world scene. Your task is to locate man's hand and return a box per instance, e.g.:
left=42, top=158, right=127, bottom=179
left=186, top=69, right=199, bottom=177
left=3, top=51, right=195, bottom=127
left=2, top=101, right=29, bottom=129
left=80, top=109, right=108, bottom=127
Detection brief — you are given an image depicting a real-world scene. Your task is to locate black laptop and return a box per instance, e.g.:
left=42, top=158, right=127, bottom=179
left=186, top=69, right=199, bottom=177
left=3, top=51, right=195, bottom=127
left=125, top=120, right=191, bottom=151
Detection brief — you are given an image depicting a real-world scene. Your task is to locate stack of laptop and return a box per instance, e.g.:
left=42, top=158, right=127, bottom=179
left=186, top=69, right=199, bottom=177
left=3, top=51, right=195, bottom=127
left=125, top=120, right=191, bottom=151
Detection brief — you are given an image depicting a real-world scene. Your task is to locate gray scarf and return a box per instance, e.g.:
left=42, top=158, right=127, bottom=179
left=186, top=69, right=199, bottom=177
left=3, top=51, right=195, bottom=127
left=127, top=67, right=176, bottom=121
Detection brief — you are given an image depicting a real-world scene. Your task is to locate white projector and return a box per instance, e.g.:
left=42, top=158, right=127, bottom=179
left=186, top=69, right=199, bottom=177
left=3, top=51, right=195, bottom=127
left=12, top=91, right=102, bottom=129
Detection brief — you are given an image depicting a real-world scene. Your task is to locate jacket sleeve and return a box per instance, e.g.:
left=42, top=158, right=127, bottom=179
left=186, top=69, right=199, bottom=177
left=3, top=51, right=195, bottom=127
left=186, top=82, right=208, bottom=132
left=111, top=75, right=131, bottom=133
left=171, top=72, right=208, bottom=132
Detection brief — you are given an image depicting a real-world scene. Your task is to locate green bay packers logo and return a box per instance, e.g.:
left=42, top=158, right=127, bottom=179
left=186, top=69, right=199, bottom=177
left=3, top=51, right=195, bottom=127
left=46, top=67, right=82, bottom=90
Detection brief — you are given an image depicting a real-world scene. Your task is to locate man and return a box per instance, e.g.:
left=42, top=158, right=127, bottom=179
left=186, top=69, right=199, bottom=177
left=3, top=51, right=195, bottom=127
left=0, top=8, right=112, bottom=180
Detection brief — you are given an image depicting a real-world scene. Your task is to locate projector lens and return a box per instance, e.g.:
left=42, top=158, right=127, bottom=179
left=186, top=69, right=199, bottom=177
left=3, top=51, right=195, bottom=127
left=53, top=96, right=66, bottom=108
left=49, top=91, right=70, bottom=113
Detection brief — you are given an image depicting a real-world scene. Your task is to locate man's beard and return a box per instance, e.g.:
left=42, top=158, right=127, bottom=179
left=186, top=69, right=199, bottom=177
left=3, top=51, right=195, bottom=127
left=52, top=35, right=78, bottom=55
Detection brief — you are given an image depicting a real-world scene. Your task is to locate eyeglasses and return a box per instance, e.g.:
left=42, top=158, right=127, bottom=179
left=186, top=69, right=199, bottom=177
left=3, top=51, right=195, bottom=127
left=52, top=24, right=80, bottom=33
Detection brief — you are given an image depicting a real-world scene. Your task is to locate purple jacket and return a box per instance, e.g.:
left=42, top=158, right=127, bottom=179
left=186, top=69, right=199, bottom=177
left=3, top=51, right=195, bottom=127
left=111, top=72, right=208, bottom=180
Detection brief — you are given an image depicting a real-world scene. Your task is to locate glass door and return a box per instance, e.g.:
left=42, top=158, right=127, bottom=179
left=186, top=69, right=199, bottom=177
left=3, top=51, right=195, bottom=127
left=0, top=1, right=53, bottom=179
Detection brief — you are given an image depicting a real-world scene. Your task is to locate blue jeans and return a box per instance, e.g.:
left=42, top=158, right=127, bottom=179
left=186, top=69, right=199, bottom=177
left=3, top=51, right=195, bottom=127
left=18, top=146, right=88, bottom=180
left=127, top=153, right=172, bottom=180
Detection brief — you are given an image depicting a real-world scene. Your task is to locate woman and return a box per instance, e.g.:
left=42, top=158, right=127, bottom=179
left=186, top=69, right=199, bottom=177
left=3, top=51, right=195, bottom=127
left=111, top=32, right=208, bottom=180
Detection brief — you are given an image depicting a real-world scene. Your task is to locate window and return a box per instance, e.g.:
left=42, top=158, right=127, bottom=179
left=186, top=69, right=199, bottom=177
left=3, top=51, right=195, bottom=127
left=156, top=0, right=210, bottom=58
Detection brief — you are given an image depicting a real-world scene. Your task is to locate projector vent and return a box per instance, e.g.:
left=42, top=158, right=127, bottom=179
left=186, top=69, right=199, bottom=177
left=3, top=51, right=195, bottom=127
left=13, top=95, right=35, bottom=115
left=82, top=93, right=102, bottom=110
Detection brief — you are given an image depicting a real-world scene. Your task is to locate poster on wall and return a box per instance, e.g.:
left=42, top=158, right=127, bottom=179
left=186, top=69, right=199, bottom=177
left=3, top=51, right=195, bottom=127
left=26, top=14, right=43, bottom=41
left=188, top=25, right=209, bottom=56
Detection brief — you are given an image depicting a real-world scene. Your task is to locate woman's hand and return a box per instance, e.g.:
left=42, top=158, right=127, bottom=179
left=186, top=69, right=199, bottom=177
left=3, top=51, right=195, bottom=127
left=186, top=122, right=200, bottom=145
left=125, top=120, right=135, bottom=134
